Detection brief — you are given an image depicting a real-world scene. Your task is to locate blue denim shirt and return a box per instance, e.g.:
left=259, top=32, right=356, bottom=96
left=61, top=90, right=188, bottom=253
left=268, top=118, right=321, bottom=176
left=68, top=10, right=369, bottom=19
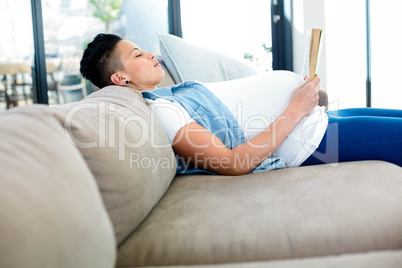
left=142, top=81, right=285, bottom=175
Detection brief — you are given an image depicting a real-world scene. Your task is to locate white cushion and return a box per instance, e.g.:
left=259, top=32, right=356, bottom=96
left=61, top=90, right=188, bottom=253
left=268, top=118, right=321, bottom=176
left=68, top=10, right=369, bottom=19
left=158, top=32, right=258, bottom=83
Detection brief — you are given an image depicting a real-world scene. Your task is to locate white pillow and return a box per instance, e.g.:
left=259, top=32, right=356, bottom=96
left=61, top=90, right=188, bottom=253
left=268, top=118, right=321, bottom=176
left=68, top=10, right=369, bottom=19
left=157, top=32, right=258, bottom=83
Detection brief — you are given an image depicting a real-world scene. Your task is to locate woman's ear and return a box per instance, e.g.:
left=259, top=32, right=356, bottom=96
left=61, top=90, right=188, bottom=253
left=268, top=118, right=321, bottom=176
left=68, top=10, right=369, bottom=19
left=110, top=73, right=128, bottom=86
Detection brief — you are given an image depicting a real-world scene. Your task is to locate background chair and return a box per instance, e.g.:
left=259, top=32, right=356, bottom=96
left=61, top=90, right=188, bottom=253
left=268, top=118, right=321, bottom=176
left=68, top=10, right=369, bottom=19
left=57, top=57, right=87, bottom=104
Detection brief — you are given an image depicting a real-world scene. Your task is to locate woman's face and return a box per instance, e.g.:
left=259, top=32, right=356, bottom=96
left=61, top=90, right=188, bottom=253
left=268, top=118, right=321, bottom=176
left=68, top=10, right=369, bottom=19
left=114, top=40, right=165, bottom=91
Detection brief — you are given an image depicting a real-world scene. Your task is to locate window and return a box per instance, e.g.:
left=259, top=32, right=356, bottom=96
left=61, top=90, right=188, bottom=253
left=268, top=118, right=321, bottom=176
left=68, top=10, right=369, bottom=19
left=40, top=0, right=169, bottom=104
left=1, top=0, right=169, bottom=110
left=370, top=0, right=402, bottom=109
left=0, top=0, right=35, bottom=111
left=41, top=0, right=106, bottom=104
left=324, top=0, right=367, bottom=109
left=180, top=0, right=272, bottom=72
left=2, top=0, right=290, bottom=109
left=324, top=0, right=402, bottom=109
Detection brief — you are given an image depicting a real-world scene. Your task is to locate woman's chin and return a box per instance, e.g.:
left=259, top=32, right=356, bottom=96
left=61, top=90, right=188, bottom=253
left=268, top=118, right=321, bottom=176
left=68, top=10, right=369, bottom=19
left=156, top=70, right=166, bottom=84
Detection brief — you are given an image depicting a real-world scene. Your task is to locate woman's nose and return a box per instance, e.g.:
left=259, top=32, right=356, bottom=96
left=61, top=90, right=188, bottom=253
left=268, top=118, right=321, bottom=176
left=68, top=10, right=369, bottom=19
left=149, top=52, right=155, bottom=59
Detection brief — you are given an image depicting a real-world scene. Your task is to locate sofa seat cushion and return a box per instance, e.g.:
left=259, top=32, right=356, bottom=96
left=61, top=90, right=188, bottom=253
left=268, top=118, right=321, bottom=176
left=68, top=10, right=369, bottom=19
left=51, top=85, right=177, bottom=246
left=0, top=105, right=116, bottom=268
left=117, top=161, right=402, bottom=267
left=130, top=250, right=402, bottom=268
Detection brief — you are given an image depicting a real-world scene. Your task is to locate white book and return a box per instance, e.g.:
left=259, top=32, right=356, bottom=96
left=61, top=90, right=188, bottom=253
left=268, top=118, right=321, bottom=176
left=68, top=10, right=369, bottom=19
left=301, top=28, right=323, bottom=81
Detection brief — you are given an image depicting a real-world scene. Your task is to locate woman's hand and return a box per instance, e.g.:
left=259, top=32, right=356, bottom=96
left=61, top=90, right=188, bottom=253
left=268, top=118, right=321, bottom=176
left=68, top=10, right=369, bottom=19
left=287, top=76, right=320, bottom=121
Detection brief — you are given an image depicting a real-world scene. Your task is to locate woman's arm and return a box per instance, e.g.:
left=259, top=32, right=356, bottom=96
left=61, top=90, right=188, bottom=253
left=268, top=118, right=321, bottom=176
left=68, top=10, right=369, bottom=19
left=172, top=76, right=320, bottom=176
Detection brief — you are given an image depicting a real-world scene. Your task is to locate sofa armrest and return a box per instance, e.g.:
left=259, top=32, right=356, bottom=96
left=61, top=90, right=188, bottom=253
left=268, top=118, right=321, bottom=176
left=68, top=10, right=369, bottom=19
left=318, top=88, right=329, bottom=110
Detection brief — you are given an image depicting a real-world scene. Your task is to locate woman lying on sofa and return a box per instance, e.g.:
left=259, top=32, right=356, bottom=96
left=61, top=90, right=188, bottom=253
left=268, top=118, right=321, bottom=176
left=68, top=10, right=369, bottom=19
left=80, top=33, right=402, bottom=175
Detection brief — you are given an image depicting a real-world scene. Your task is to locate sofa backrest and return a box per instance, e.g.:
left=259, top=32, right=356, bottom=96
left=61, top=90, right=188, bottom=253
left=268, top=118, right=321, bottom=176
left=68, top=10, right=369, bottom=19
left=0, top=105, right=116, bottom=268
left=51, top=85, right=177, bottom=246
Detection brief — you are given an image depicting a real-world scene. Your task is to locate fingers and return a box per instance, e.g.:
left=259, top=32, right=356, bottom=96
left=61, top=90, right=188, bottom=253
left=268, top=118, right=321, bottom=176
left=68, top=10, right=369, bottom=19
left=309, top=75, right=321, bottom=88
left=297, top=75, right=320, bottom=91
left=305, top=76, right=320, bottom=107
left=296, top=79, right=309, bottom=91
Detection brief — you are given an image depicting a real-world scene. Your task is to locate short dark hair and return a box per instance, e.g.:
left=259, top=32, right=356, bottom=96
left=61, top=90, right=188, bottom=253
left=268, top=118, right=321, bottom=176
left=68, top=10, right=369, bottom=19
left=80, top=33, right=124, bottom=89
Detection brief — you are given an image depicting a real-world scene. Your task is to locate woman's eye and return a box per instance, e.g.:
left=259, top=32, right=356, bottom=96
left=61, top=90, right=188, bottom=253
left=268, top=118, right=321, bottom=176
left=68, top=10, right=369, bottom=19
left=136, top=54, right=142, bottom=58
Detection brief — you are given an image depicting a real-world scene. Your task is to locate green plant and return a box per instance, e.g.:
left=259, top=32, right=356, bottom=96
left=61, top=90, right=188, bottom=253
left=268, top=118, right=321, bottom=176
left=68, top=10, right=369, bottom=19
left=243, top=42, right=272, bottom=71
left=262, top=43, right=272, bottom=54
left=243, top=52, right=256, bottom=62
left=89, top=0, right=124, bottom=33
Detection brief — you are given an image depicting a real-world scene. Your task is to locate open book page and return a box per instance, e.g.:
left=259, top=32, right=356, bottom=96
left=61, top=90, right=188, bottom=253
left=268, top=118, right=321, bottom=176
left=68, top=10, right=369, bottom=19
left=301, top=28, right=323, bottom=81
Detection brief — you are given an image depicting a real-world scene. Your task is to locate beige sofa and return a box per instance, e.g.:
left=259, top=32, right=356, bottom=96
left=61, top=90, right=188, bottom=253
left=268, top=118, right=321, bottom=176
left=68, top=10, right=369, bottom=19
left=1, top=67, right=402, bottom=268
left=2, top=33, right=402, bottom=267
